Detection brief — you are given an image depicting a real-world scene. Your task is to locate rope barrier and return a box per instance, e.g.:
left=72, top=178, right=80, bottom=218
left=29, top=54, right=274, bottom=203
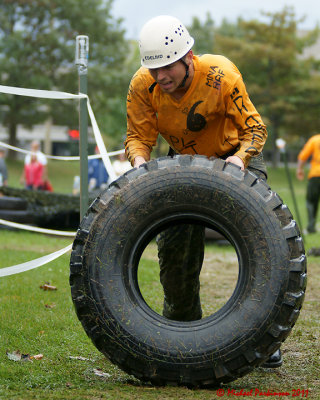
left=0, top=219, right=76, bottom=236
left=0, top=141, right=125, bottom=160
left=0, top=244, right=72, bottom=277
left=0, top=83, right=123, bottom=276
left=0, top=84, right=85, bottom=100
left=0, top=84, right=117, bottom=181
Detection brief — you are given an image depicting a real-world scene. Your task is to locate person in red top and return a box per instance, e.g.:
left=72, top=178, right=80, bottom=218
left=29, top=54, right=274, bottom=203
left=296, top=134, right=320, bottom=233
left=24, top=153, right=44, bottom=190
left=20, top=140, right=50, bottom=190
left=125, top=15, right=280, bottom=368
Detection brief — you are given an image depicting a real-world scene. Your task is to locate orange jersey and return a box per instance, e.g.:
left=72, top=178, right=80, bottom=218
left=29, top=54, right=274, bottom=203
left=125, top=54, right=267, bottom=167
left=298, top=134, right=320, bottom=178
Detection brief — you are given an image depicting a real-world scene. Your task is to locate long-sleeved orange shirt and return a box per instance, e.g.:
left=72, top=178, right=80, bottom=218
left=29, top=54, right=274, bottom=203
left=298, top=134, right=320, bottom=179
left=125, top=54, right=267, bottom=167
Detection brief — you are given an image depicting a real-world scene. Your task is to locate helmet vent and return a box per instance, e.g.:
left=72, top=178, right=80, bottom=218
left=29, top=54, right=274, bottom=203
left=164, top=37, right=174, bottom=45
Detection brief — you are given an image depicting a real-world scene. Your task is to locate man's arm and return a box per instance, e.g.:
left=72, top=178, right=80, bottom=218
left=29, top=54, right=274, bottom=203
left=226, top=76, right=267, bottom=168
left=296, top=159, right=306, bottom=181
left=125, top=70, right=159, bottom=166
left=296, top=137, right=314, bottom=181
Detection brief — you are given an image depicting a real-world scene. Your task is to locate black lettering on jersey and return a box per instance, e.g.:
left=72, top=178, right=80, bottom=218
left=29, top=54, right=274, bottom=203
left=206, top=66, right=225, bottom=90
left=245, top=115, right=262, bottom=130
left=233, top=95, right=248, bottom=115
left=169, top=136, right=198, bottom=154
left=244, top=116, right=265, bottom=156
left=230, top=87, right=240, bottom=99
left=223, top=136, right=235, bottom=148
left=187, top=101, right=206, bottom=132
left=245, top=146, right=259, bottom=155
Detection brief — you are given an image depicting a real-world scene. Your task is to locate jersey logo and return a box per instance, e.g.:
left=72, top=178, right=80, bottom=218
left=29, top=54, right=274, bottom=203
left=187, top=101, right=206, bottom=132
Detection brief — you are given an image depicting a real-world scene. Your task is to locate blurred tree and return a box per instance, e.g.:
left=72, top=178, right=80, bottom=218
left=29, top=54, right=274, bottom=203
left=0, top=0, right=131, bottom=158
left=97, top=38, right=141, bottom=149
left=213, top=7, right=320, bottom=165
left=188, top=13, right=215, bottom=55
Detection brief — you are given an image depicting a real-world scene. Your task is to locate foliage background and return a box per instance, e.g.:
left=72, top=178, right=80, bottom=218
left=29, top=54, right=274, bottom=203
left=0, top=3, right=319, bottom=160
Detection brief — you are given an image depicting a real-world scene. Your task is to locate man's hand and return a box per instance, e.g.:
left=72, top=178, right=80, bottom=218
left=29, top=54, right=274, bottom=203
left=296, top=169, right=304, bottom=181
left=133, top=156, right=146, bottom=168
left=225, top=155, right=244, bottom=170
left=296, top=160, right=305, bottom=181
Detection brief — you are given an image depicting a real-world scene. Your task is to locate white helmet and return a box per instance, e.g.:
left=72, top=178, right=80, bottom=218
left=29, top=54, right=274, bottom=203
left=139, top=15, right=194, bottom=69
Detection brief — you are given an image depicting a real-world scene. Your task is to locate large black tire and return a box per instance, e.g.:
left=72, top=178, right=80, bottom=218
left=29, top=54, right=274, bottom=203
left=70, top=155, right=306, bottom=387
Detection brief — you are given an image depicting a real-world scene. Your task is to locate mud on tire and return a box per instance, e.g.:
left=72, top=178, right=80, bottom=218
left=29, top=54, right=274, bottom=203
left=70, top=155, right=307, bottom=387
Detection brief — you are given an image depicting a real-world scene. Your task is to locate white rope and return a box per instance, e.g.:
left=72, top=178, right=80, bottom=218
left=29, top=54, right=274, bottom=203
left=0, top=84, right=123, bottom=276
left=0, top=140, right=125, bottom=160
left=0, top=244, right=72, bottom=277
left=0, top=84, right=86, bottom=99
left=0, top=219, right=75, bottom=277
left=86, top=99, right=117, bottom=181
left=0, top=84, right=118, bottom=180
left=0, top=219, right=76, bottom=236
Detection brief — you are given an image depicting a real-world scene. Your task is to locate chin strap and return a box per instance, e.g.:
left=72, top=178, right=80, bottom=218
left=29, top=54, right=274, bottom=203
left=178, top=59, right=189, bottom=88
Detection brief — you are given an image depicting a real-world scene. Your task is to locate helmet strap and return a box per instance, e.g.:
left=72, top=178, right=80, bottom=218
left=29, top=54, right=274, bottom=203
left=178, top=59, right=189, bottom=88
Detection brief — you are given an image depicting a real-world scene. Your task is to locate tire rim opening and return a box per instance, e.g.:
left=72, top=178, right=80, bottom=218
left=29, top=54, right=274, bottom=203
left=137, top=222, right=240, bottom=320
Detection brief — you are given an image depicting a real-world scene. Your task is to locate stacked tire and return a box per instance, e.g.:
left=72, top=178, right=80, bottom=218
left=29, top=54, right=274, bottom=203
left=0, top=195, right=36, bottom=227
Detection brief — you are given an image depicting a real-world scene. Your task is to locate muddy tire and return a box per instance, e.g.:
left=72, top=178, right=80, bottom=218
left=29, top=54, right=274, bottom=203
left=70, top=155, right=306, bottom=387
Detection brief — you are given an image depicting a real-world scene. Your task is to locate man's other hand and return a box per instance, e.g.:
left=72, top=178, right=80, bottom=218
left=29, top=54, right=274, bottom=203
left=133, top=156, right=146, bottom=168
left=225, top=155, right=244, bottom=170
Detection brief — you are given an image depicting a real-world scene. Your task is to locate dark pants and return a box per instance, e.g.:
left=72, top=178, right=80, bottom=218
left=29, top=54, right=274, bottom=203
left=157, top=154, right=267, bottom=321
left=306, top=177, right=320, bottom=233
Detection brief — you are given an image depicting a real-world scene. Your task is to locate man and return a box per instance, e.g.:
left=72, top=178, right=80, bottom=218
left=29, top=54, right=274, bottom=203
left=296, top=134, right=320, bottom=233
left=125, top=15, right=281, bottom=368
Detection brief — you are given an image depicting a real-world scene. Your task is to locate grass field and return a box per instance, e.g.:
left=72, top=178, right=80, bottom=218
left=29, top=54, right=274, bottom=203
left=0, top=160, right=319, bottom=399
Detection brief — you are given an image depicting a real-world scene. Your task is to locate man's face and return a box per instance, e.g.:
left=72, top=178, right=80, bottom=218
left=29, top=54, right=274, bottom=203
left=148, top=59, right=187, bottom=94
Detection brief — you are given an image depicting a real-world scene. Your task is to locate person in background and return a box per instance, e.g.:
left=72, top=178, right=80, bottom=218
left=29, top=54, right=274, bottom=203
left=0, top=148, right=8, bottom=186
left=23, top=153, right=45, bottom=190
left=88, top=146, right=110, bottom=193
left=296, top=133, right=320, bottom=233
left=124, top=15, right=283, bottom=368
left=20, top=140, right=48, bottom=189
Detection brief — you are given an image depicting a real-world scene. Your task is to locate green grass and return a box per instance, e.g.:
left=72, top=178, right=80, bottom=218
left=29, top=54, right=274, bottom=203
left=0, top=161, right=319, bottom=399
